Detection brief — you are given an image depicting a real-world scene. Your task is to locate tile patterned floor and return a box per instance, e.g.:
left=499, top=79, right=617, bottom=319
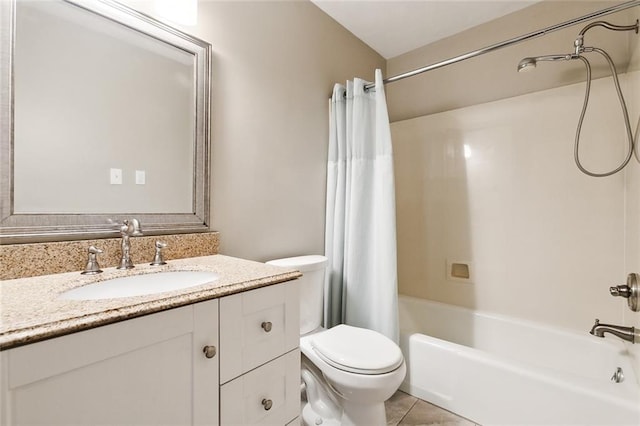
left=385, top=391, right=480, bottom=426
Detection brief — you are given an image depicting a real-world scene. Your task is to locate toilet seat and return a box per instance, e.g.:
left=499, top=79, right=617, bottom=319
left=309, top=325, right=403, bottom=375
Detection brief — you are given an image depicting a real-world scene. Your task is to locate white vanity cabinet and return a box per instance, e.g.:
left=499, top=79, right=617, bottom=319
left=0, top=300, right=219, bottom=425
left=0, top=299, right=220, bottom=425
left=219, top=280, right=300, bottom=426
left=0, top=279, right=300, bottom=426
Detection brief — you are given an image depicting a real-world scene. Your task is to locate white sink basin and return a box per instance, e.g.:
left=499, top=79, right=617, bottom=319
left=60, top=271, right=220, bottom=300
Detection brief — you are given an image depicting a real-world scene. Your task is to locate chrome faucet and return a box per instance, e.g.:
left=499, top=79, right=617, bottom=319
left=117, top=218, right=143, bottom=270
left=590, top=319, right=636, bottom=344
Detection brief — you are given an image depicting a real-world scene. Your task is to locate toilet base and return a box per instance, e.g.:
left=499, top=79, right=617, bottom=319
left=301, top=356, right=389, bottom=426
left=301, top=401, right=341, bottom=426
left=340, top=400, right=387, bottom=426
left=301, top=400, right=387, bottom=426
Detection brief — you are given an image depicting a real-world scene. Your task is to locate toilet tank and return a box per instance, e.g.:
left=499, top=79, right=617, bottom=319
left=266, top=255, right=327, bottom=335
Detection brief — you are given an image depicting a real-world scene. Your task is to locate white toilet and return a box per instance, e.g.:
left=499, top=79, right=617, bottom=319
left=266, top=255, right=406, bottom=426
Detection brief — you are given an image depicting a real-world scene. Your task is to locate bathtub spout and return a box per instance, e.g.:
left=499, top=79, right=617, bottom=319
left=590, top=319, right=636, bottom=343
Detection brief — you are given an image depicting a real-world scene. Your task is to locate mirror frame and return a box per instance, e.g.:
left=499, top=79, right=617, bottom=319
left=0, top=0, right=211, bottom=243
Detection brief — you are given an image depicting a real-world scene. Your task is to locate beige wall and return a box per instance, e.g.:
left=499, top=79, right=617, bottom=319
left=119, top=0, right=385, bottom=261
left=385, top=1, right=638, bottom=122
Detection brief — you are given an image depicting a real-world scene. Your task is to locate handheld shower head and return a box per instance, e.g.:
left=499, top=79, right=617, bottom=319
left=517, top=57, right=537, bottom=72
left=516, top=54, right=574, bottom=72
left=515, top=19, right=638, bottom=178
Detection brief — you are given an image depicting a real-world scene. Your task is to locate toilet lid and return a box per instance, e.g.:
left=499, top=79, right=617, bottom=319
left=266, top=255, right=327, bottom=273
left=310, top=325, right=403, bottom=375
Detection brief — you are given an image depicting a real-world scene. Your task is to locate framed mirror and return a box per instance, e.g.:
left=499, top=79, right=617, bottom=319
left=0, top=0, right=211, bottom=243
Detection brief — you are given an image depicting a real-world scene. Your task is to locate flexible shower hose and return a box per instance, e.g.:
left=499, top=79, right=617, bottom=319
left=574, top=48, right=635, bottom=177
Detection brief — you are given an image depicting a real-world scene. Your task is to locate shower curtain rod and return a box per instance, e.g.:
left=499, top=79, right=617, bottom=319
left=364, top=0, right=640, bottom=91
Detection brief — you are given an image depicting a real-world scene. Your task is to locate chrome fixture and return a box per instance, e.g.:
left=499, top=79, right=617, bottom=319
left=150, top=241, right=168, bottom=266
left=590, top=319, right=636, bottom=343
left=262, top=398, right=273, bottom=411
left=362, top=0, right=640, bottom=91
left=610, top=273, right=639, bottom=312
left=516, top=54, right=574, bottom=72
left=117, top=219, right=143, bottom=270
left=202, top=345, right=216, bottom=359
left=81, top=246, right=103, bottom=275
left=517, top=20, right=639, bottom=177
left=611, top=367, right=624, bottom=383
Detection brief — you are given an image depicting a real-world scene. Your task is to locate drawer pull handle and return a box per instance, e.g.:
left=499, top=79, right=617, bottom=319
left=261, top=321, right=272, bottom=332
left=262, top=398, right=273, bottom=411
left=202, top=345, right=217, bottom=359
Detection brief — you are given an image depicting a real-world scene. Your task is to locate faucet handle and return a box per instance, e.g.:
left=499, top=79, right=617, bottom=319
left=609, top=273, right=639, bottom=312
left=88, top=245, right=102, bottom=255
left=81, top=245, right=103, bottom=275
left=610, top=286, right=631, bottom=298
left=150, top=241, right=167, bottom=266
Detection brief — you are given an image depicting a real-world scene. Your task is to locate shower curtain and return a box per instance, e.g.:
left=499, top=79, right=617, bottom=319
left=324, top=69, right=399, bottom=343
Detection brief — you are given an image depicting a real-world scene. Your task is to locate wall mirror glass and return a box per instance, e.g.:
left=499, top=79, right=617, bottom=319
left=0, top=0, right=211, bottom=243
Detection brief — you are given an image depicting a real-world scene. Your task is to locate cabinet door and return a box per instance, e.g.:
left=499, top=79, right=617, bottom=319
left=221, top=349, right=300, bottom=426
left=219, top=280, right=299, bottom=383
left=0, top=300, right=219, bottom=426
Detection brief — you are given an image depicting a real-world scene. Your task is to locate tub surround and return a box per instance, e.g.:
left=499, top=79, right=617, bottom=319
left=0, top=254, right=301, bottom=350
left=0, top=231, right=220, bottom=280
left=392, top=72, right=638, bottom=334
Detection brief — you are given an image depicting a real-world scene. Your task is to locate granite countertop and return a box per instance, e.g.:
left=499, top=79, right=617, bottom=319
left=0, top=254, right=302, bottom=350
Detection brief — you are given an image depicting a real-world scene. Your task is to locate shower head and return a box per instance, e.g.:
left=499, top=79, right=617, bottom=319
left=516, top=54, right=574, bottom=72
left=515, top=19, right=639, bottom=178
left=517, top=57, right=537, bottom=72
left=517, top=20, right=639, bottom=74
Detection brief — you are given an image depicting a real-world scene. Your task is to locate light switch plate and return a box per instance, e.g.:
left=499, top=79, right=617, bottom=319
left=110, top=168, right=122, bottom=185
left=135, top=170, right=146, bottom=185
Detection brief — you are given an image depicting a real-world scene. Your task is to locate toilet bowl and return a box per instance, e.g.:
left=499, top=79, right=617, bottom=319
left=266, top=255, right=406, bottom=426
left=300, top=324, right=406, bottom=425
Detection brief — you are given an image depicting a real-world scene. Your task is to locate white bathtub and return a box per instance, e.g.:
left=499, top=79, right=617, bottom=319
left=398, top=295, right=640, bottom=425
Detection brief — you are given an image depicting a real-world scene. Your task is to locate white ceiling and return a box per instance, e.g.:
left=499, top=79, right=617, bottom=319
left=311, top=0, right=540, bottom=59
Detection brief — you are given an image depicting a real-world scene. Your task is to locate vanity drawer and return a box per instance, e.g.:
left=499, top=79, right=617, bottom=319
left=219, top=280, right=299, bottom=382
left=220, top=349, right=300, bottom=426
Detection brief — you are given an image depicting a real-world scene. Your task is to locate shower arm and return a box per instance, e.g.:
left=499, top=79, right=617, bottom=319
left=579, top=20, right=639, bottom=36
left=574, top=20, right=639, bottom=54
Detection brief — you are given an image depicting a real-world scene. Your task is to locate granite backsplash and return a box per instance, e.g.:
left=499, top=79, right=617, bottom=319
left=0, top=232, right=219, bottom=280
